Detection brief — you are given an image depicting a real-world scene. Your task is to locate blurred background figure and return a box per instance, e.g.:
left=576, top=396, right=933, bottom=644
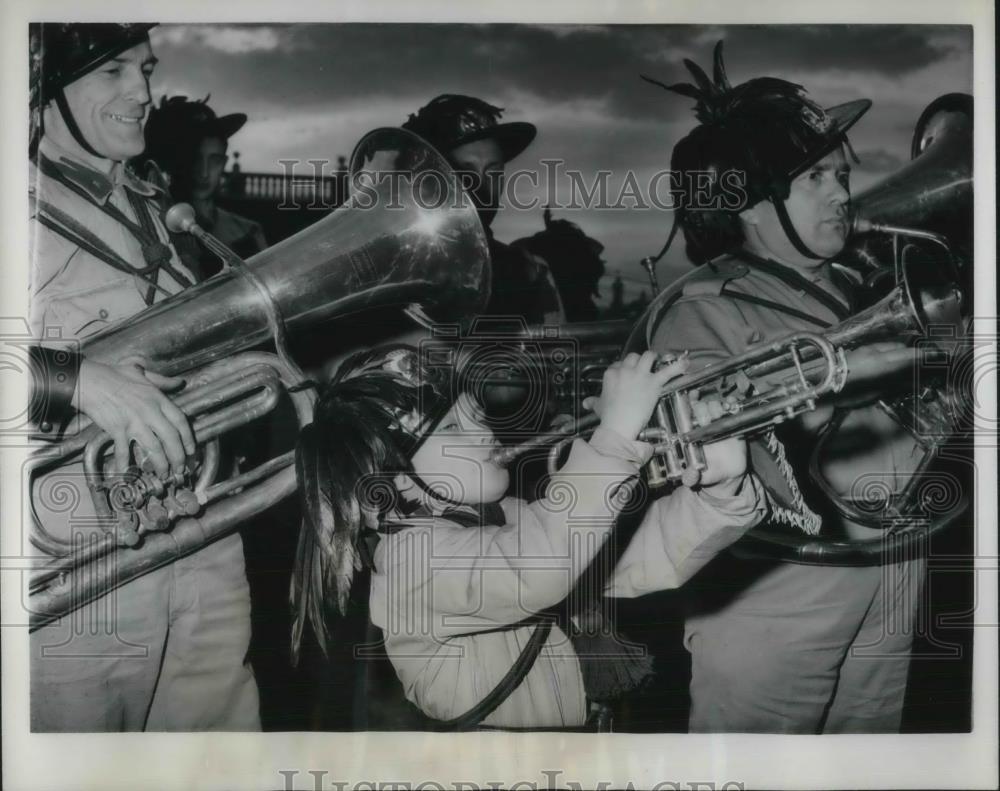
left=513, top=207, right=605, bottom=323
left=139, top=95, right=267, bottom=279
left=403, top=94, right=562, bottom=325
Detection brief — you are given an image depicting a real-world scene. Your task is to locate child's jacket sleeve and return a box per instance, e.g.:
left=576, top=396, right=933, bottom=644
left=373, top=425, right=653, bottom=637
left=606, top=473, right=768, bottom=598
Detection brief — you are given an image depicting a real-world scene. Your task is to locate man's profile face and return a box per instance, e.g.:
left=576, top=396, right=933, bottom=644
left=743, top=147, right=852, bottom=267
left=448, top=137, right=505, bottom=229
left=56, top=40, right=156, bottom=162
left=191, top=136, right=228, bottom=201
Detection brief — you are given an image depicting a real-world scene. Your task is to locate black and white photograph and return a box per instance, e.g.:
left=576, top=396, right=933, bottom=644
left=1, top=1, right=996, bottom=789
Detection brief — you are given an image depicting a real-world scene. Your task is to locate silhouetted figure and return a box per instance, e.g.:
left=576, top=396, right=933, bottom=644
left=512, top=207, right=605, bottom=323
left=230, top=150, right=245, bottom=196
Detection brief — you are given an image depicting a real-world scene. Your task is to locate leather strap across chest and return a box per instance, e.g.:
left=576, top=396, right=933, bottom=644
left=727, top=250, right=856, bottom=329
left=37, top=155, right=193, bottom=304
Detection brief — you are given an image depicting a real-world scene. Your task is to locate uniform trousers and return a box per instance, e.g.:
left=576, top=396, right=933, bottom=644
left=31, top=533, right=260, bottom=732
left=684, top=551, right=926, bottom=733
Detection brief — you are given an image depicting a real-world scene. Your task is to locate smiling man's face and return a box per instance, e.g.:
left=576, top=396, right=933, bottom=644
left=56, top=40, right=156, bottom=162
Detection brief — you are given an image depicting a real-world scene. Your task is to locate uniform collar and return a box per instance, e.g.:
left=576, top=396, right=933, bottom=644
left=38, top=136, right=157, bottom=204
left=733, top=249, right=851, bottom=319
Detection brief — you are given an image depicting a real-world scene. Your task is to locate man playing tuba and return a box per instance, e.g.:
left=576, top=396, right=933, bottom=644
left=643, top=42, right=929, bottom=733
left=28, top=23, right=259, bottom=731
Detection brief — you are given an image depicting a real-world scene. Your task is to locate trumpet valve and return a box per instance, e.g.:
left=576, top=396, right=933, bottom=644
left=687, top=442, right=708, bottom=475
left=645, top=455, right=671, bottom=489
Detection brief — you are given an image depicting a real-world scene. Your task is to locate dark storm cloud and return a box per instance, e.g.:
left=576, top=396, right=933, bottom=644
left=151, top=23, right=967, bottom=124
left=147, top=22, right=972, bottom=304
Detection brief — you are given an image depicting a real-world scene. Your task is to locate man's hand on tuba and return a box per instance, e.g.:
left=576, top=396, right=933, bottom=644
left=72, top=359, right=196, bottom=477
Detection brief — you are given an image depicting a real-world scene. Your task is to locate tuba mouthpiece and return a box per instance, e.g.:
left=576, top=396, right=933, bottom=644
left=165, top=202, right=199, bottom=234
left=851, top=213, right=876, bottom=235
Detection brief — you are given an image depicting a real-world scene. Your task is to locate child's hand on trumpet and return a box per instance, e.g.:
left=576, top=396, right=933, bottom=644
left=583, top=350, right=748, bottom=495
left=583, top=350, right=689, bottom=441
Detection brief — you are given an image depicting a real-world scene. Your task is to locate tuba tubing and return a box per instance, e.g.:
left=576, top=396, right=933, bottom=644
left=28, top=128, right=491, bottom=628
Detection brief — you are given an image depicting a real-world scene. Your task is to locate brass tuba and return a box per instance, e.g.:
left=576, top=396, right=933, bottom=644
left=844, top=93, right=973, bottom=294
left=28, top=128, right=490, bottom=628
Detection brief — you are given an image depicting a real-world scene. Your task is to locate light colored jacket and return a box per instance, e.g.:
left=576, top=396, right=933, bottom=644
left=369, top=426, right=766, bottom=728
left=29, top=136, right=195, bottom=343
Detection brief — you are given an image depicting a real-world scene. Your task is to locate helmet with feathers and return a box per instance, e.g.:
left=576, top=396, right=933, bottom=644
left=291, top=344, right=454, bottom=663
left=643, top=41, right=870, bottom=264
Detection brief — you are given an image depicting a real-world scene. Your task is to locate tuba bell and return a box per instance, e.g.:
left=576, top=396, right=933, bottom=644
left=28, top=128, right=490, bottom=628
left=844, top=93, right=973, bottom=295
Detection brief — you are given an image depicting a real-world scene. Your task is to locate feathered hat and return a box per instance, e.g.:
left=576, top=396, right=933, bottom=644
left=291, top=345, right=454, bottom=662
left=642, top=41, right=870, bottom=263
left=403, top=94, right=536, bottom=163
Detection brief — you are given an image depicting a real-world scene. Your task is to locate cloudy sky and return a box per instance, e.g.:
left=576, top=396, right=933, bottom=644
left=147, top=23, right=972, bottom=304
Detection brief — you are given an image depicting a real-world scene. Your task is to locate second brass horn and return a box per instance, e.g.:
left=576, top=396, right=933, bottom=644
left=28, top=128, right=490, bottom=629
left=845, top=93, right=973, bottom=291
left=851, top=93, right=972, bottom=241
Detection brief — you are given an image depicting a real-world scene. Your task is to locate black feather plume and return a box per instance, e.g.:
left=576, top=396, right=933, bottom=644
left=712, top=40, right=730, bottom=91
left=642, top=41, right=811, bottom=129
left=682, top=57, right=716, bottom=98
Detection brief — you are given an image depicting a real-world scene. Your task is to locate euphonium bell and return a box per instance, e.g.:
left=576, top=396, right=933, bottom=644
left=28, top=128, right=490, bottom=628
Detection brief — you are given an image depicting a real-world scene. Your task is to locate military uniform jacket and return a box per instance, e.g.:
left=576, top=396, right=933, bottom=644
left=29, top=136, right=196, bottom=343
left=649, top=252, right=924, bottom=538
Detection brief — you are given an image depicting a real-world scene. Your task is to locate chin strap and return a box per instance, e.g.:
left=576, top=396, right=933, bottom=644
left=406, top=469, right=470, bottom=508
left=771, top=196, right=825, bottom=260
left=54, top=89, right=103, bottom=159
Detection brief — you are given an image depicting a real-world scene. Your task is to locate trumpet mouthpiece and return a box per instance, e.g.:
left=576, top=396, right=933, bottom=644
left=488, top=447, right=516, bottom=467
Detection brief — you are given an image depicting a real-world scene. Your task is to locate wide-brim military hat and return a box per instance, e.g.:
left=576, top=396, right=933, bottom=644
left=402, top=94, right=537, bottom=163
left=146, top=95, right=248, bottom=145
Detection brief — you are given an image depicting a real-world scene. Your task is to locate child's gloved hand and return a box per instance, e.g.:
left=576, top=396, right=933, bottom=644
left=583, top=351, right=689, bottom=441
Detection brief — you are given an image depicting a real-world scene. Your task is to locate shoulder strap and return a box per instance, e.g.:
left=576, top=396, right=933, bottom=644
left=37, top=155, right=193, bottom=301
left=362, top=522, right=552, bottom=730
left=733, top=250, right=852, bottom=321
left=34, top=197, right=172, bottom=301
left=436, top=619, right=553, bottom=731
left=719, top=287, right=834, bottom=329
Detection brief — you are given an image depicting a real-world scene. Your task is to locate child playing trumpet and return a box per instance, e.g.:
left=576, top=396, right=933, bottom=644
left=292, top=344, right=765, bottom=729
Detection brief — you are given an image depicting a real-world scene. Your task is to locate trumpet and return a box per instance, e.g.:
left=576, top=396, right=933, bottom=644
left=490, top=257, right=964, bottom=486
